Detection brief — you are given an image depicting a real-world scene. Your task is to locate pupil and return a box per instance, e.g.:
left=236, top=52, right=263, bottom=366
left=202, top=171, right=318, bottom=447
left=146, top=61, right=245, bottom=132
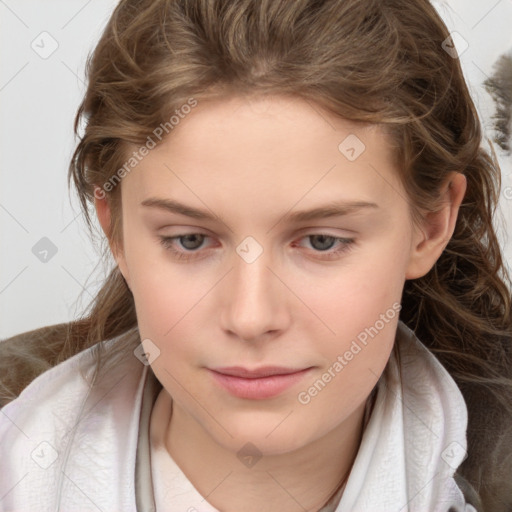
left=311, top=235, right=334, bottom=251
left=182, top=234, right=203, bottom=250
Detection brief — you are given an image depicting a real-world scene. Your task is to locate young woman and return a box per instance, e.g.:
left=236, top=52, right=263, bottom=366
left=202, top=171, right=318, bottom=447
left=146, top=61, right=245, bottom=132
left=1, top=1, right=511, bottom=511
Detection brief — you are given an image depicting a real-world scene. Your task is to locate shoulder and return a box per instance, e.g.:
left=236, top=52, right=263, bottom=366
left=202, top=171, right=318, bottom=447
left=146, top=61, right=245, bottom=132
left=0, top=326, right=104, bottom=416
left=0, top=326, right=148, bottom=510
left=0, top=322, right=75, bottom=407
left=0, top=322, right=140, bottom=407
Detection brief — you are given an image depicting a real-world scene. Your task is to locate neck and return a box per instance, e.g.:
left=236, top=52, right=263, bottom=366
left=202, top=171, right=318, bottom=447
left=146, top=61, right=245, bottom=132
left=163, top=394, right=368, bottom=512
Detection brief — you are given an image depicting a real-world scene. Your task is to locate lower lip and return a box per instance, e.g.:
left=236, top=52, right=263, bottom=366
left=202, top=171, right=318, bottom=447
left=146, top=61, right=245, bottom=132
left=208, top=368, right=313, bottom=400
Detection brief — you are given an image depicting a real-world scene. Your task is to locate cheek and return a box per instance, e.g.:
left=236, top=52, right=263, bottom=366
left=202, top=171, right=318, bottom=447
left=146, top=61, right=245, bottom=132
left=293, top=256, right=403, bottom=426
left=295, top=244, right=407, bottom=333
left=121, top=223, right=229, bottom=377
left=290, top=241, right=406, bottom=398
left=122, top=224, right=204, bottom=328
left=134, top=269, right=202, bottom=392
left=131, top=266, right=203, bottom=340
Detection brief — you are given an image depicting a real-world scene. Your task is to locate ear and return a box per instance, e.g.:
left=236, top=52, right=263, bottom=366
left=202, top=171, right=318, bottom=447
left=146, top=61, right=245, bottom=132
left=405, top=172, right=467, bottom=280
left=93, top=186, right=131, bottom=288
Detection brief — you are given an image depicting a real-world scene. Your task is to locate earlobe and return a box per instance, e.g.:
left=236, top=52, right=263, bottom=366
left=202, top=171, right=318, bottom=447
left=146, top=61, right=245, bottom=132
left=405, top=172, right=467, bottom=280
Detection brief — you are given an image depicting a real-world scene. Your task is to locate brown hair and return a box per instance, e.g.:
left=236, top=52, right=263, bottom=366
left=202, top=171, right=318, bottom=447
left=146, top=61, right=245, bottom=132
left=1, top=0, right=511, bottom=509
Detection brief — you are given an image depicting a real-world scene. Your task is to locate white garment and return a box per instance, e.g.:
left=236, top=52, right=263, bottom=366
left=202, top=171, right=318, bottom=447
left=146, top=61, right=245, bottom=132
left=150, top=389, right=220, bottom=512
left=0, top=321, right=477, bottom=512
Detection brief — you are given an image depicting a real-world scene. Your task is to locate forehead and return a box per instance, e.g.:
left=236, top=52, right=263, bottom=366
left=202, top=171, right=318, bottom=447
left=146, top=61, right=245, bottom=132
left=120, top=94, right=405, bottom=218
left=153, top=93, right=385, bottom=158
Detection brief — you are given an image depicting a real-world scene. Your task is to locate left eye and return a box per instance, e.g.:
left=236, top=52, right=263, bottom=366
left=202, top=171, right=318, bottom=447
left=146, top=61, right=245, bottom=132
left=158, top=233, right=355, bottom=261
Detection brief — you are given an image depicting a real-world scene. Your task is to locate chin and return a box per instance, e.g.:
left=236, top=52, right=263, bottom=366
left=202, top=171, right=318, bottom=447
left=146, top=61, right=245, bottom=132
left=209, top=418, right=316, bottom=457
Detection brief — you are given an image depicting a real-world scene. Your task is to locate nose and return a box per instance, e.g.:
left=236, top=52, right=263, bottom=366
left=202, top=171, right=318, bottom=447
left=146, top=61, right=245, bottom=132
left=220, top=246, right=290, bottom=343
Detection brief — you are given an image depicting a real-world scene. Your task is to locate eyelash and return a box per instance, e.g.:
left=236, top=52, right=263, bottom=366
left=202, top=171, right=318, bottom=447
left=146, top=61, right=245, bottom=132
left=158, top=233, right=355, bottom=261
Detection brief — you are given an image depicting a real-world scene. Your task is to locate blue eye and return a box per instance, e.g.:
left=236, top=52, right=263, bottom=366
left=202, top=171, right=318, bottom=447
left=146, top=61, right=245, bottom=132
left=293, top=234, right=355, bottom=260
left=158, top=233, right=355, bottom=261
left=159, top=234, right=209, bottom=260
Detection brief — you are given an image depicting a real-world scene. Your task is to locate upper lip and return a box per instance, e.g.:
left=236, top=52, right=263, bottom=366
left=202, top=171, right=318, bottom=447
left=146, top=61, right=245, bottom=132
left=209, top=366, right=311, bottom=379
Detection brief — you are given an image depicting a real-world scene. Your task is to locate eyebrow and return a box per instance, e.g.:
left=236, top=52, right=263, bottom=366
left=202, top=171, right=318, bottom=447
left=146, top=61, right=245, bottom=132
left=140, top=197, right=379, bottom=223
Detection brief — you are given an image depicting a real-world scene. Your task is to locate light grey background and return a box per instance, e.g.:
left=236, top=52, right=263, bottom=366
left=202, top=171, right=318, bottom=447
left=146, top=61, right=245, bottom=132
left=1, top=0, right=511, bottom=339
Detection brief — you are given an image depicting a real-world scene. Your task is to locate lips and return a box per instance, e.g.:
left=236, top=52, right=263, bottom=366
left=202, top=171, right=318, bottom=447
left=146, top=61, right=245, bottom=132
left=208, top=366, right=313, bottom=399
left=211, top=366, right=309, bottom=378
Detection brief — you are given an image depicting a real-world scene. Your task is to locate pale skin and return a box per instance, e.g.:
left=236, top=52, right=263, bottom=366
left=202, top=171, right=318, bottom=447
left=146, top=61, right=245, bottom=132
left=95, top=94, right=466, bottom=512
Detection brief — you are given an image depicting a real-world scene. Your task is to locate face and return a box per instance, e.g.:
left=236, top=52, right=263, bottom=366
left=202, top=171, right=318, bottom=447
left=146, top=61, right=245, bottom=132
left=100, top=94, right=432, bottom=455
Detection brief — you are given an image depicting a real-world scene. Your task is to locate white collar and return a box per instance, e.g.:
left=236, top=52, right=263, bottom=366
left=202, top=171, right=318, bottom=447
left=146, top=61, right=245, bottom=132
left=334, top=320, right=475, bottom=511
